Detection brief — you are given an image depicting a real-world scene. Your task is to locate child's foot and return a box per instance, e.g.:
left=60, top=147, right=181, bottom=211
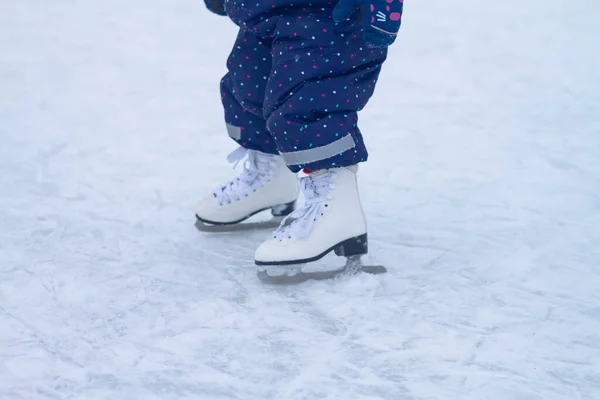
left=254, top=166, right=368, bottom=265
left=195, top=147, right=298, bottom=225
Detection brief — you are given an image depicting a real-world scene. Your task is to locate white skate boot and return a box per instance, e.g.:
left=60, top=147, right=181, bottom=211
left=255, top=166, right=369, bottom=265
left=195, top=147, right=299, bottom=226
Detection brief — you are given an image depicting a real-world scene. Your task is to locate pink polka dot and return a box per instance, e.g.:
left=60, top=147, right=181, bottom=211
left=370, top=4, right=375, bottom=12
left=390, top=12, right=401, bottom=21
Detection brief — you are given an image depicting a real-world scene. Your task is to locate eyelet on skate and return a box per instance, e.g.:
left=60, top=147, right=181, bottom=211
left=324, top=204, right=328, bottom=207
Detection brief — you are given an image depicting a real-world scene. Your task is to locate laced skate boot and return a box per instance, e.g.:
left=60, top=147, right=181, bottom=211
left=195, top=147, right=299, bottom=225
left=254, top=165, right=368, bottom=265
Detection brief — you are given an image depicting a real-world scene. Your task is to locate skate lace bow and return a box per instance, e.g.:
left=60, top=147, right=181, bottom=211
left=213, top=147, right=274, bottom=205
left=274, top=172, right=332, bottom=240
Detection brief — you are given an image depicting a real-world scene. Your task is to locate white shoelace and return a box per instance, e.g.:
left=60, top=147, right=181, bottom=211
left=213, top=147, right=275, bottom=205
left=273, top=171, right=333, bottom=240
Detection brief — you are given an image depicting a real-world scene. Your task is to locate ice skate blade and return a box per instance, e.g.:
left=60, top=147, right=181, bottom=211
left=257, top=261, right=387, bottom=285
left=195, top=218, right=282, bottom=233
left=195, top=201, right=295, bottom=233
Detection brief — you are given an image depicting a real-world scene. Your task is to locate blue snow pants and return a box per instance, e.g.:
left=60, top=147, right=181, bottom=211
left=221, top=1, right=387, bottom=172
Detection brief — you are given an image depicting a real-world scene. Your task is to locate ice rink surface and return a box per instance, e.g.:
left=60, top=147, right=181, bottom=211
left=1, top=1, right=599, bottom=399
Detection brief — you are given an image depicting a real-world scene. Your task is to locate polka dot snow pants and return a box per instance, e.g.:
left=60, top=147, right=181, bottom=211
left=220, top=5, right=387, bottom=172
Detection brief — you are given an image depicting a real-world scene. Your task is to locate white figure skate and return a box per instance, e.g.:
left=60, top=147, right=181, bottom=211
left=255, top=166, right=387, bottom=283
left=195, top=147, right=298, bottom=232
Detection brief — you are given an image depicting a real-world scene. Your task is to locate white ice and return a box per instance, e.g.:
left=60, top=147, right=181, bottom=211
left=1, top=1, right=599, bottom=399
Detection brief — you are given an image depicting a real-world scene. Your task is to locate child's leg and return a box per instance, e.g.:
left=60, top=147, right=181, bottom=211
left=263, top=13, right=388, bottom=172
left=220, top=29, right=278, bottom=154
left=195, top=29, right=299, bottom=226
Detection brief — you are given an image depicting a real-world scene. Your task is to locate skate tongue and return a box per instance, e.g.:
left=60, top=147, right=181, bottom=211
left=272, top=172, right=330, bottom=239
left=306, top=165, right=358, bottom=176
left=307, top=169, right=328, bottom=176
